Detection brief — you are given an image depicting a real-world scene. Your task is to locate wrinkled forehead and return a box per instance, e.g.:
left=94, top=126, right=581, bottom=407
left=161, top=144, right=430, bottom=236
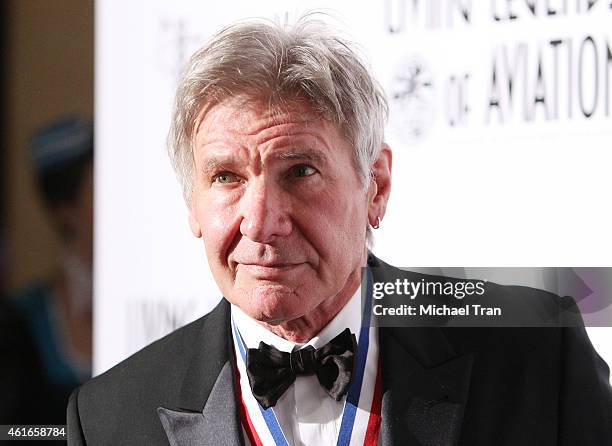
left=195, top=95, right=332, bottom=134
left=193, top=95, right=347, bottom=149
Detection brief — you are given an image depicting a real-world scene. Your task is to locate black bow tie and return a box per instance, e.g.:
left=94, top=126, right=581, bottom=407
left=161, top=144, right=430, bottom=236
left=245, top=328, right=357, bottom=409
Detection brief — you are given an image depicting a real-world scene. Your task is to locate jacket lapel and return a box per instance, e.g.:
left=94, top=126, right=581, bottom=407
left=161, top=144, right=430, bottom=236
left=368, top=253, right=473, bottom=446
left=158, top=361, right=242, bottom=446
left=378, top=326, right=473, bottom=446
left=157, top=300, right=243, bottom=446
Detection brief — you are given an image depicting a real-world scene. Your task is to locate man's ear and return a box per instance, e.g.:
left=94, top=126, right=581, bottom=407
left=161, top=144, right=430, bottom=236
left=188, top=208, right=202, bottom=238
left=367, top=143, right=392, bottom=226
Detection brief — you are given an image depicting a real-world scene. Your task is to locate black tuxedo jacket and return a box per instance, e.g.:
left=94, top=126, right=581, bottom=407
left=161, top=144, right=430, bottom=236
left=67, top=255, right=612, bottom=445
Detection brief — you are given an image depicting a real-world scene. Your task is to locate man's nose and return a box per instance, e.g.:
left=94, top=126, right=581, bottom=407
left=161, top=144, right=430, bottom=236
left=239, top=180, right=292, bottom=243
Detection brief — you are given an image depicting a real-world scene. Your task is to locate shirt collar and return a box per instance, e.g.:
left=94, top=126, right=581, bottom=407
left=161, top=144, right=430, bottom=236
left=231, top=285, right=362, bottom=353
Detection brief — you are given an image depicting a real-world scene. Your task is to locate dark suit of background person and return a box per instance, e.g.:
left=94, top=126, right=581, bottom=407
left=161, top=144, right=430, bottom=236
left=0, top=299, right=49, bottom=424
left=67, top=254, right=612, bottom=446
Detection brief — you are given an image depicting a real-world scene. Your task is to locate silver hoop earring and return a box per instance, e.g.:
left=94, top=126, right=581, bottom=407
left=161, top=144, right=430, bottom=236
left=372, top=216, right=381, bottom=229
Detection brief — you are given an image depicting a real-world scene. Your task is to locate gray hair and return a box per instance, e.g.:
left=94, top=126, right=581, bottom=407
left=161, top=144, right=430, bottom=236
left=167, top=15, right=388, bottom=241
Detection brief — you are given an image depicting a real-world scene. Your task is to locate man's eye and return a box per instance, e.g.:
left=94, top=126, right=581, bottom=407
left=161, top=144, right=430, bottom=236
left=212, top=172, right=239, bottom=184
left=290, top=164, right=317, bottom=177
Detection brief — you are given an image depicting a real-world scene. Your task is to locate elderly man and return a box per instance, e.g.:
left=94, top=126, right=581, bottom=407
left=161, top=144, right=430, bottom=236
left=67, top=18, right=612, bottom=445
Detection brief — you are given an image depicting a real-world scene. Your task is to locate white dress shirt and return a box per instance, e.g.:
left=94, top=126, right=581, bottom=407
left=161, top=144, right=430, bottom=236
left=231, top=285, right=380, bottom=446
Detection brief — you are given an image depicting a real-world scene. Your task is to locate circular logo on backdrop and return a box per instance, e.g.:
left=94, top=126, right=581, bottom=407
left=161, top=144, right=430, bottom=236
left=388, top=55, right=436, bottom=145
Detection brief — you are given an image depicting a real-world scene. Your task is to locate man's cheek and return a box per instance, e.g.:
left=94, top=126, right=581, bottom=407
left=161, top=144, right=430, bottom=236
left=202, top=207, right=237, bottom=242
left=201, top=222, right=230, bottom=260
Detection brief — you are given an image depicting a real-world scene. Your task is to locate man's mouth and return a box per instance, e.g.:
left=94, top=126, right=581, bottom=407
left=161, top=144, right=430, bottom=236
left=237, top=262, right=304, bottom=277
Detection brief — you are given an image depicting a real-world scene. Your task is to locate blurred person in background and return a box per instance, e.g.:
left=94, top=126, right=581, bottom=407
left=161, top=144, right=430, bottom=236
left=1, top=116, right=93, bottom=424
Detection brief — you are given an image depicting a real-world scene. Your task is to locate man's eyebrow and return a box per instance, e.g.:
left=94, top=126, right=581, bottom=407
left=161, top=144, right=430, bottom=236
left=201, top=157, right=236, bottom=175
left=274, top=148, right=327, bottom=164
left=200, top=148, right=328, bottom=175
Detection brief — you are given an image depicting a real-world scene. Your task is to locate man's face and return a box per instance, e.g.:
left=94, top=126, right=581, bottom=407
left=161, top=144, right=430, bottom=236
left=189, top=99, right=373, bottom=324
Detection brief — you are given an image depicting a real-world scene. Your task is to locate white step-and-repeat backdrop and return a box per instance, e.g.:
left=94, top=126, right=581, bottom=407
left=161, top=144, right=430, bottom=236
left=95, top=0, right=612, bottom=374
